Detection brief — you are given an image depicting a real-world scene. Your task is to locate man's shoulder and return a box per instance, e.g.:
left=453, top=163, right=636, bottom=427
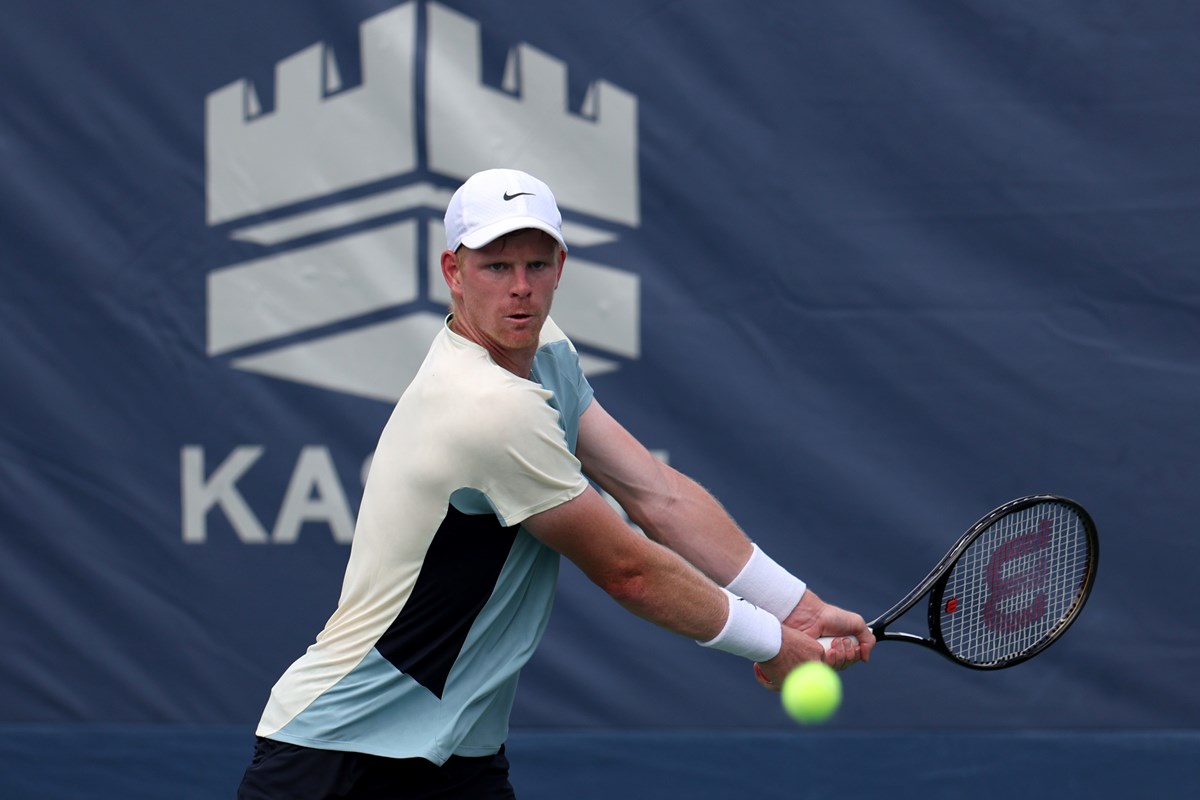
left=537, top=317, right=571, bottom=349
left=417, top=337, right=555, bottom=424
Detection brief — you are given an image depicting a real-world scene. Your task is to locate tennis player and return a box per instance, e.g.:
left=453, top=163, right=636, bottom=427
left=236, top=168, right=875, bottom=799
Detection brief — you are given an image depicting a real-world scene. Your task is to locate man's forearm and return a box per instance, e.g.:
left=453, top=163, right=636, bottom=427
left=635, top=468, right=806, bottom=620
left=632, top=467, right=755, bottom=584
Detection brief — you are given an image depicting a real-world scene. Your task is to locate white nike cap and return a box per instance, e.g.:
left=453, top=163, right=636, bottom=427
left=444, top=168, right=568, bottom=253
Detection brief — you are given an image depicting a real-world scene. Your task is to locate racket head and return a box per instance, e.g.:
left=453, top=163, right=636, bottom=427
left=926, top=495, right=1098, bottom=669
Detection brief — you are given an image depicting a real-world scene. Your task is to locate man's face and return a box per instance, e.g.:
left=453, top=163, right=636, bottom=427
left=442, top=228, right=565, bottom=369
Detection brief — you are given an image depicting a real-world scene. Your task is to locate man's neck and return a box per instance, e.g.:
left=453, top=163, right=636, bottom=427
left=448, top=315, right=535, bottom=378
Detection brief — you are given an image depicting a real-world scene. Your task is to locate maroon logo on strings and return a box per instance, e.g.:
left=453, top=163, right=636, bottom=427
left=981, top=518, right=1052, bottom=632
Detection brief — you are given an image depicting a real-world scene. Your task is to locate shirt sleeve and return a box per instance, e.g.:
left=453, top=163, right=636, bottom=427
left=465, top=382, right=589, bottom=527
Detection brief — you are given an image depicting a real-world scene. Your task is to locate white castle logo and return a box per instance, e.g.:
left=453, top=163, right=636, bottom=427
left=204, top=1, right=641, bottom=402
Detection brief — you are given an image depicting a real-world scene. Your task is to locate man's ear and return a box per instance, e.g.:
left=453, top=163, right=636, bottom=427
left=554, top=248, right=566, bottom=290
left=441, top=249, right=461, bottom=294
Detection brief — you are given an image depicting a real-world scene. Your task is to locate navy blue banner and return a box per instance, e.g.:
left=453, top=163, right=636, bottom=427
left=2, top=0, right=1198, bottom=733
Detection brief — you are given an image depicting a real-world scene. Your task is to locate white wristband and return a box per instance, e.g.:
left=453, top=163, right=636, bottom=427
left=726, top=544, right=807, bottom=620
left=698, top=588, right=782, bottom=662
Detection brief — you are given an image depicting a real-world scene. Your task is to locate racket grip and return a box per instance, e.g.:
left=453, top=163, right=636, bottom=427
left=817, top=635, right=860, bottom=651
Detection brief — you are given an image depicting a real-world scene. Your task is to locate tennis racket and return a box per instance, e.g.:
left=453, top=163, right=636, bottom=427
left=820, top=494, right=1098, bottom=669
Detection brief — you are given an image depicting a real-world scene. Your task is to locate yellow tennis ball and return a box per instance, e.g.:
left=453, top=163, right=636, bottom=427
left=781, top=661, right=842, bottom=724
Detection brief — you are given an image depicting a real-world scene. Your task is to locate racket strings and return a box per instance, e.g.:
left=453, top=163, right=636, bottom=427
left=939, top=502, right=1092, bottom=667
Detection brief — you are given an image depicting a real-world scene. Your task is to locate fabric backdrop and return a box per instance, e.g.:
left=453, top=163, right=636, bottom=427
left=2, top=0, right=1198, bottom=734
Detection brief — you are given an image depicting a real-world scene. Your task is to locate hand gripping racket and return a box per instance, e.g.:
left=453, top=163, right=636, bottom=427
left=822, top=495, right=1098, bottom=669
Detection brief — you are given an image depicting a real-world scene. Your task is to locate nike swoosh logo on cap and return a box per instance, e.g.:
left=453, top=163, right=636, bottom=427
left=503, top=191, right=534, bottom=201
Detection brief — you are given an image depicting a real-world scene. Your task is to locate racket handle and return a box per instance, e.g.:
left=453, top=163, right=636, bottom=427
left=817, top=635, right=860, bottom=651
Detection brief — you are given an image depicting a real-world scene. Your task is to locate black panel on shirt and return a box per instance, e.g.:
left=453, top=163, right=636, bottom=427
left=374, top=504, right=519, bottom=699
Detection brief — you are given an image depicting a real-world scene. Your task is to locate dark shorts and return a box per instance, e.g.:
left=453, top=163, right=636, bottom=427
left=236, top=737, right=515, bottom=800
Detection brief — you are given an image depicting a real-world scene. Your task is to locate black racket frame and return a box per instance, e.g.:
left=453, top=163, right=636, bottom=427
left=866, top=494, right=1099, bottom=670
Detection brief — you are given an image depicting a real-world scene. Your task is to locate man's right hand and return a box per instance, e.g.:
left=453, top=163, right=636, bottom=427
left=753, top=620, right=869, bottom=691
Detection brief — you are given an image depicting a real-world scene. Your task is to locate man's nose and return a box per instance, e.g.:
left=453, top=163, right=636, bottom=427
left=510, top=265, right=532, bottom=295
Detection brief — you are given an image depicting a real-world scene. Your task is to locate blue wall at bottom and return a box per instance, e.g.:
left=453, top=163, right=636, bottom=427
left=1, top=727, right=1194, bottom=799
